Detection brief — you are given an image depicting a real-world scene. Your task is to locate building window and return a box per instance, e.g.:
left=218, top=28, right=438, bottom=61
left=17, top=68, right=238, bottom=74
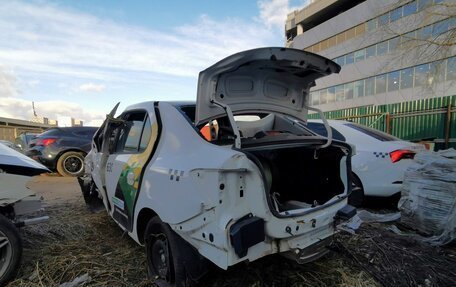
left=417, top=0, right=432, bottom=11
left=365, top=77, right=375, bottom=96
left=354, top=80, right=364, bottom=98
left=327, top=87, right=336, bottom=103
left=429, top=60, right=445, bottom=83
left=432, top=19, right=449, bottom=36
left=345, top=53, right=354, bottom=65
left=336, top=33, right=345, bottom=44
left=346, top=27, right=356, bottom=40
left=335, top=85, right=345, bottom=102
left=367, top=19, right=377, bottom=31
left=354, top=50, right=365, bottom=62
left=311, top=92, right=320, bottom=106
left=376, top=74, right=387, bottom=94
left=388, top=37, right=400, bottom=52
left=401, top=31, right=416, bottom=48
left=388, top=71, right=400, bottom=91
left=390, top=7, right=402, bottom=22
left=335, top=56, right=345, bottom=66
left=366, top=45, right=376, bottom=59
left=403, top=1, right=417, bottom=17
left=400, top=68, right=414, bottom=89
left=418, top=25, right=432, bottom=39
left=311, top=57, right=454, bottom=104
left=378, top=13, right=389, bottom=26
left=377, top=41, right=388, bottom=56
left=355, top=23, right=366, bottom=35
left=414, top=63, right=430, bottom=87
left=345, top=82, right=354, bottom=99
left=320, top=39, right=329, bottom=50
left=320, top=90, right=328, bottom=104
left=447, top=57, right=456, bottom=81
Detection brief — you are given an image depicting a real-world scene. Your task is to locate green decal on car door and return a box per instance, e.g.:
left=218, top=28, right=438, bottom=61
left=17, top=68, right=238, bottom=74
left=112, top=119, right=158, bottom=232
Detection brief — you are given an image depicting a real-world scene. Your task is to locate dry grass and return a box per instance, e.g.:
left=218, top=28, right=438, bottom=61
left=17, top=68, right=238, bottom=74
left=7, top=198, right=379, bottom=287
left=336, top=223, right=456, bottom=287
left=8, top=201, right=150, bottom=287
left=19, top=196, right=456, bottom=287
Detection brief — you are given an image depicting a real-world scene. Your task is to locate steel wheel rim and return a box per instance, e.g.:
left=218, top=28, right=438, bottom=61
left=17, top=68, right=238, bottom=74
left=0, top=231, right=13, bottom=277
left=150, top=235, right=170, bottom=280
left=63, top=155, right=83, bottom=175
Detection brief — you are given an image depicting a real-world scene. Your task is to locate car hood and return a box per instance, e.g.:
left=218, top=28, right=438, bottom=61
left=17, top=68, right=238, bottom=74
left=0, top=143, right=49, bottom=176
left=195, top=47, right=340, bottom=125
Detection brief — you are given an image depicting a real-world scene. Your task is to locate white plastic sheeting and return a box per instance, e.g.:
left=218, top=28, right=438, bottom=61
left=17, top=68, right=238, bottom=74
left=337, top=210, right=401, bottom=234
left=399, top=149, right=456, bottom=245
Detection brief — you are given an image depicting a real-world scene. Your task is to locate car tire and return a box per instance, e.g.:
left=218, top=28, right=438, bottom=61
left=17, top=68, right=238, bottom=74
left=144, top=217, right=194, bottom=287
left=348, top=173, right=364, bottom=207
left=57, top=151, right=85, bottom=177
left=0, top=214, right=23, bottom=286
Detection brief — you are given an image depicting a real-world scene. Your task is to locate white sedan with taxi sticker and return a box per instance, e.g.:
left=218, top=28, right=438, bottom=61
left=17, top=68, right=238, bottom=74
left=79, top=48, right=357, bottom=287
left=306, top=120, right=426, bottom=206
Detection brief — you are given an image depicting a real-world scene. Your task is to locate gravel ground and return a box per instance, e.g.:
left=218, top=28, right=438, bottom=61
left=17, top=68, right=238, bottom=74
left=6, top=175, right=454, bottom=287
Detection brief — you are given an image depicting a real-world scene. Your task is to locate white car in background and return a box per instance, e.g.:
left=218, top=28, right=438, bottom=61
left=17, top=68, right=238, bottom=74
left=306, top=120, right=425, bottom=206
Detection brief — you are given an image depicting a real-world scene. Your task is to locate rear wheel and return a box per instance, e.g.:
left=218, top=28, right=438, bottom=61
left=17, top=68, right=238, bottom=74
left=57, top=151, right=85, bottom=177
left=0, top=215, right=22, bottom=286
left=144, top=217, right=193, bottom=287
left=348, top=173, right=364, bottom=207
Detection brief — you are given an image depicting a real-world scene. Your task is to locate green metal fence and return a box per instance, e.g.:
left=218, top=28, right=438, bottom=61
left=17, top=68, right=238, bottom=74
left=308, top=95, right=456, bottom=150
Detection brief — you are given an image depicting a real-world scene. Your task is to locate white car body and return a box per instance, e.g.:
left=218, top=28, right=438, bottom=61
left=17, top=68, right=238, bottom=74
left=81, top=48, right=356, bottom=284
left=307, top=120, right=425, bottom=198
left=0, top=142, right=49, bottom=285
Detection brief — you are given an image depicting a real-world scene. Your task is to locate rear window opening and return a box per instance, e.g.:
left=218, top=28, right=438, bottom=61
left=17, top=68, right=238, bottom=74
left=178, top=105, right=315, bottom=144
left=199, top=113, right=314, bottom=144
left=344, top=123, right=400, bottom=141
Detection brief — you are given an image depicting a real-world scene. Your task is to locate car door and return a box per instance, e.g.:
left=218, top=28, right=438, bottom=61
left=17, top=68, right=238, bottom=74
left=103, top=109, right=159, bottom=232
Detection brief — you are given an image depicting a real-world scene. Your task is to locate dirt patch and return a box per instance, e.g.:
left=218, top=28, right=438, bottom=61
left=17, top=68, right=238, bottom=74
left=7, top=177, right=455, bottom=286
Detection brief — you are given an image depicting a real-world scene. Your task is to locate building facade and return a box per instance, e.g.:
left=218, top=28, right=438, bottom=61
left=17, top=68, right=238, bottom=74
left=286, top=0, right=455, bottom=147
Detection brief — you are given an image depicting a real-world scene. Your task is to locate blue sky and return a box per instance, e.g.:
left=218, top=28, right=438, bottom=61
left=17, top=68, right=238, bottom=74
left=0, top=0, right=308, bottom=125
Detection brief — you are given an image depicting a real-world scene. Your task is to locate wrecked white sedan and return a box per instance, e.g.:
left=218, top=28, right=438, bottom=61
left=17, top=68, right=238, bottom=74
left=0, top=143, right=49, bottom=285
left=79, top=48, right=355, bottom=286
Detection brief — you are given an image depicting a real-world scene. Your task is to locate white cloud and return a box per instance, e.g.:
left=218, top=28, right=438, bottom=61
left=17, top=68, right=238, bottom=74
left=257, top=0, right=309, bottom=30
left=28, top=80, right=40, bottom=87
left=0, top=1, right=279, bottom=82
left=79, top=83, right=105, bottom=93
left=0, top=0, right=297, bottom=125
left=0, top=97, right=105, bottom=126
left=0, top=66, right=19, bottom=97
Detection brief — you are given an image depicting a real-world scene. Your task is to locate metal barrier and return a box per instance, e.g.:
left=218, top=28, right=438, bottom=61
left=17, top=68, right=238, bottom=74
left=308, top=95, right=456, bottom=150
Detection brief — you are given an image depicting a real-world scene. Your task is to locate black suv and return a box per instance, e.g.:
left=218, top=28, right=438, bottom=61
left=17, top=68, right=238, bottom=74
left=26, top=127, right=98, bottom=177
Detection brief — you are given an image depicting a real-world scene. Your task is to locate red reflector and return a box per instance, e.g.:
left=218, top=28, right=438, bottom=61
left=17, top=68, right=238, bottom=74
left=36, top=138, right=56, bottom=146
left=390, top=149, right=415, bottom=163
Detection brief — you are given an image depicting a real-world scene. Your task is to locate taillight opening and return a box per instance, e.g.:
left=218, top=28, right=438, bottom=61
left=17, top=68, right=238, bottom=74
left=390, top=149, right=415, bottom=163
left=36, top=138, right=57, bottom=146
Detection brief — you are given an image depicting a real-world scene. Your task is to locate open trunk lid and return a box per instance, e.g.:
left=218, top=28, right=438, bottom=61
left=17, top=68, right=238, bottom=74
left=195, top=47, right=340, bottom=125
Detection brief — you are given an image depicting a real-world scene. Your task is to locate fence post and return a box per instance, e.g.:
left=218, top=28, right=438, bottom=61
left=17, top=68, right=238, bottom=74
left=385, top=113, right=391, bottom=134
left=445, top=102, right=452, bottom=149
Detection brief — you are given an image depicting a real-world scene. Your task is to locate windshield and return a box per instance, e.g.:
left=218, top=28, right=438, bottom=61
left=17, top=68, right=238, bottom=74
left=306, top=122, right=346, bottom=142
